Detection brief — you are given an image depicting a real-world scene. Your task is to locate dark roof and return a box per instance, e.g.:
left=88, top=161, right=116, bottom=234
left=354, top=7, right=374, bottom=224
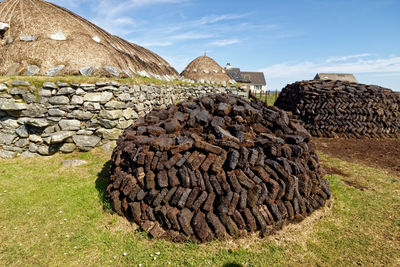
left=226, top=68, right=242, bottom=81
left=224, top=65, right=267, bottom=85
left=240, top=72, right=266, bottom=85
left=314, top=73, right=358, bottom=83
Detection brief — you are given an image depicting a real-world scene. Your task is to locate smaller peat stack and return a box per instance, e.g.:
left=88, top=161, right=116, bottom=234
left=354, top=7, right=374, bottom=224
left=107, top=94, right=331, bottom=243
left=275, top=80, right=400, bottom=138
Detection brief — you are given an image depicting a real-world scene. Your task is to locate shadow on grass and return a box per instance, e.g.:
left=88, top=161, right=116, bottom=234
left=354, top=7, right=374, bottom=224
left=223, top=263, right=243, bottom=267
left=96, top=160, right=112, bottom=211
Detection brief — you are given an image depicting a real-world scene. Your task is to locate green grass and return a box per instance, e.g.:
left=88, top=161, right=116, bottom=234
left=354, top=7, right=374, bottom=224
left=250, top=91, right=279, bottom=106
left=0, top=76, right=240, bottom=90
left=0, top=150, right=399, bottom=266
left=0, top=75, right=187, bottom=88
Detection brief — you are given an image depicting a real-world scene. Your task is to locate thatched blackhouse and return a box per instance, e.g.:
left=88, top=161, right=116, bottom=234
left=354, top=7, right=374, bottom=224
left=314, top=73, right=358, bottom=83
left=181, top=55, right=233, bottom=84
left=0, top=0, right=178, bottom=80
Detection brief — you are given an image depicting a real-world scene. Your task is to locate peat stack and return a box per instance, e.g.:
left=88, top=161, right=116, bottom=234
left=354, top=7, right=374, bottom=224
left=275, top=80, right=400, bottom=138
left=107, top=94, right=331, bottom=242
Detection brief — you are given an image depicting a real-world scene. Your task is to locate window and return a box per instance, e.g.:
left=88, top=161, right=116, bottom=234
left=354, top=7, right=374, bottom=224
left=0, top=29, right=5, bottom=40
left=0, top=23, right=9, bottom=40
left=254, top=85, right=263, bottom=90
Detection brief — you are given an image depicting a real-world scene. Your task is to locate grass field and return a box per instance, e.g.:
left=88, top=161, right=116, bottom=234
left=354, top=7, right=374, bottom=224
left=0, top=76, right=239, bottom=90
left=0, top=75, right=187, bottom=89
left=250, top=91, right=280, bottom=106
left=0, top=150, right=399, bottom=266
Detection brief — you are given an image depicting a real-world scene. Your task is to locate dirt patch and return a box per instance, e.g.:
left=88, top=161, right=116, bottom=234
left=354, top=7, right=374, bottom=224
left=323, top=166, right=350, bottom=177
left=315, top=137, right=400, bottom=175
left=342, top=180, right=369, bottom=191
left=322, top=165, right=368, bottom=190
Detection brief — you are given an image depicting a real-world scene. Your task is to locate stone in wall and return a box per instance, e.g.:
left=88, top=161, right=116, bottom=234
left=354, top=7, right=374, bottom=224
left=45, top=65, right=65, bottom=77
left=0, top=80, right=246, bottom=158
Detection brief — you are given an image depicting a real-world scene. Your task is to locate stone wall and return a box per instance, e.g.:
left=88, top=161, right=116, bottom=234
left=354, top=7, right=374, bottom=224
left=0, top=80, right=246, bottom=158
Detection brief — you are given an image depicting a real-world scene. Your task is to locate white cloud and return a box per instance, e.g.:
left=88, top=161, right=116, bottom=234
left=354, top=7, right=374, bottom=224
left=134, top=41, right=173, bottom=47
left=326, top=53, right=373, bottom=63
left=48, top=0, right=89, bottom=8
left=91, top=16, right=139, bottom=35
left=162, top=55, right=188, bottom=72
left=97, top=0, right=186, bottom=16
left=49, top=0, right=278, bottom=51
left=260, top=55, right=400, bottom=91
left=90, top=0, right=187, bottom=35
left=261, top=55, right=400, bottom=79
left=170, top=32, right=214, bottom=40
left=194, top=14, right=250, bottom=25
left=209, top=39, right=241, bottom=47
left=130, top=14, right=274, bottom=48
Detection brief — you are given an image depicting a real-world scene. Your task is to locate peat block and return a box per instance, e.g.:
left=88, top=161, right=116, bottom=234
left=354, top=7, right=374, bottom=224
left=107, top=94, right=331, bottom=242
left=275, top=80, right=400, bottom=138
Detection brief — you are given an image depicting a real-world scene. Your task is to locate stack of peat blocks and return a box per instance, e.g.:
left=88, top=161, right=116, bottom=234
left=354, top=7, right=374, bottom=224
left=107, top=94, right=331, bottom=242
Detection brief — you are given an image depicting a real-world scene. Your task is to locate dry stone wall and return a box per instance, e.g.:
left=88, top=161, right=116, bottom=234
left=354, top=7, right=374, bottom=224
left=0, top=80, right=246, bottom=159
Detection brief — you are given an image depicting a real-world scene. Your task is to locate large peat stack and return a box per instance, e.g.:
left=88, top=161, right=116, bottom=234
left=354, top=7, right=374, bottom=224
left=275, top=80, right=400, bottom=138
left=107, top=94, right=331, bottom=242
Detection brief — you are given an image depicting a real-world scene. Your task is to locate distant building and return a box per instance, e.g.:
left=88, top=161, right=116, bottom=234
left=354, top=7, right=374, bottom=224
left=314, top=73, right=358, bottom=83
left=240, top=72, right=267, bottom=91
left=225, top=63, right=266, bottom=92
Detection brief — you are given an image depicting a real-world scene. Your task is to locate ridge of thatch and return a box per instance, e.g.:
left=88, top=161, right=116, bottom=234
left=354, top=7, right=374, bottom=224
left=0, top=0, right=178, bottom=79
left=314, top=73, right=358, bottom=83
left=180, top=55, right=232, bottom=83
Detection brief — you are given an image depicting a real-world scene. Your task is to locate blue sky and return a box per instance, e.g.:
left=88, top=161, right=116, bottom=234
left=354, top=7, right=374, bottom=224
left=49, top=0, right=400, bottom=91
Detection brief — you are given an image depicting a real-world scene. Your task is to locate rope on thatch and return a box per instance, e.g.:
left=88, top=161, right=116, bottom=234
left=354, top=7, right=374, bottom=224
left=1, top=0, right=19, bottom=43
left=19, top=0, right=26, bottom=30
left=29, top=0, right=54, bottom=31
left=43, top=0, right=167, bottom=67
left=0, top=0, right=14, bottom=18
left=4, top=0, right=18, bottom=24
left=0, top=0, right=10, bottom=15
left=44, top=1, right=98, bottom=37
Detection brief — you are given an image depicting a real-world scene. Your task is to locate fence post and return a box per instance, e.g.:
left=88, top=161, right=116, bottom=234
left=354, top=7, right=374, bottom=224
left=264, top=90, right=267, bottom=106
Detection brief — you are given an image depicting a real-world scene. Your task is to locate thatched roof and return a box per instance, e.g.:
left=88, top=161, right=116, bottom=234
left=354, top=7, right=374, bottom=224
left=314, top=73, right=358, bottom=83
left=0, top=0, right=178, bottom=80
left=180, top=55, right=232, bottom=83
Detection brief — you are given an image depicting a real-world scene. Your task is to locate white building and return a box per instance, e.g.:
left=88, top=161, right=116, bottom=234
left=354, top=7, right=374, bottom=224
left=225, top=63, right=266, bottom=92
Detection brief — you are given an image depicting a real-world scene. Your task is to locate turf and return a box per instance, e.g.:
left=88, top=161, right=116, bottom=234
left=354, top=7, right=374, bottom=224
left=0, top=75, right=185, bottom=88
left=0, top=150, right=399, bottom=266
left=0, top=76, right=239, bottom=89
